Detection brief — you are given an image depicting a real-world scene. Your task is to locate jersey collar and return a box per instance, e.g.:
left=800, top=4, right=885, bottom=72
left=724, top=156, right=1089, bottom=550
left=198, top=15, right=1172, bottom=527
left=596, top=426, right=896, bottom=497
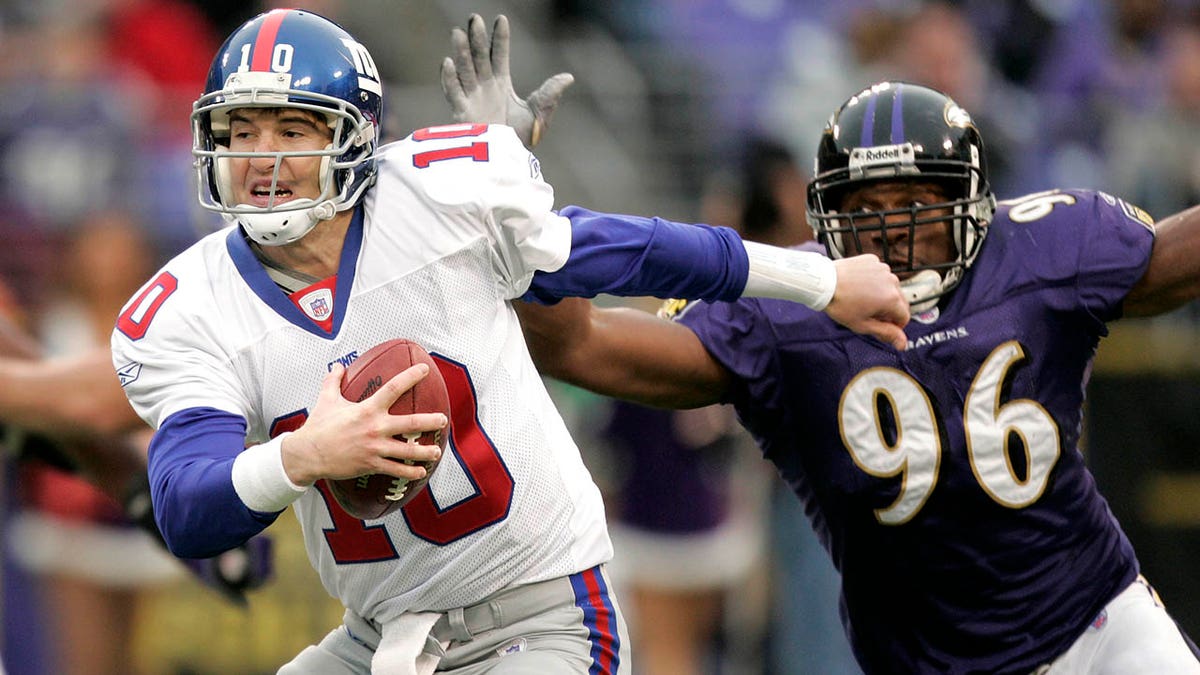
left=226, top=206, right=364, bottom=339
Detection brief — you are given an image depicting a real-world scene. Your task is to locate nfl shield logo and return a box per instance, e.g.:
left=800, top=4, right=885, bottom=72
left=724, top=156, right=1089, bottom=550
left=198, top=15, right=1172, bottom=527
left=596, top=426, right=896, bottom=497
left=309, top=296, right=330, bottom=319
left=298, top=287, right=334, bottom=322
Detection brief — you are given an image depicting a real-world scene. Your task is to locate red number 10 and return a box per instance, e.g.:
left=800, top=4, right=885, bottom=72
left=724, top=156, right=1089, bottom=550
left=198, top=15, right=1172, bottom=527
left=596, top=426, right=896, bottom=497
left=269, top=354, right=515, bottom=564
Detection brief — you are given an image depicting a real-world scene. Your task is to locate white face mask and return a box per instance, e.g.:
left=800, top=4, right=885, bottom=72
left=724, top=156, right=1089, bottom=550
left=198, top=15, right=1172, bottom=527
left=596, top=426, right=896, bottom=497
left=193, top=88, right=378, bottom=245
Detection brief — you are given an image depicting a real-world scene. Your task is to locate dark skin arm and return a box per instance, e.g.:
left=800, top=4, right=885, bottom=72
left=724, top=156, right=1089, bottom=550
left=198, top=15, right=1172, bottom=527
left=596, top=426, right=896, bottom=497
left=517, top=298, right=732, bottom=409
left=1124, top=204, right=1200, bottom=317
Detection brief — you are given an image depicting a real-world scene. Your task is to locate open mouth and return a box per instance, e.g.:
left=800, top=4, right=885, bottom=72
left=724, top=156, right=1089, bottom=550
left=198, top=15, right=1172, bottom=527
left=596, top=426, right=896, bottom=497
left=249, top=182, right=294, bottom=207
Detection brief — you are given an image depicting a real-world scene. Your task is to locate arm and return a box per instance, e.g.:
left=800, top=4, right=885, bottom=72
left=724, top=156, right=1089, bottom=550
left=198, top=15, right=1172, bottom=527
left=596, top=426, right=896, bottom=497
left=527, top=208, right=910, bottom=349
left=0, top=345, right=270, bottom=600
left=446, top=16, right=911, bottom=349
left=0, top=343, right=148, bottom=504
left=154, top=365, right=445, bottom=557
left=0, top=347, right=143, bottom=439
left=519, top=249, right=914, bottom=408
left=518, top=298, right=732, bottom=409
left=0, top=312, right=40, bottom=359
left=1124, top=204, right=1200, bottom=316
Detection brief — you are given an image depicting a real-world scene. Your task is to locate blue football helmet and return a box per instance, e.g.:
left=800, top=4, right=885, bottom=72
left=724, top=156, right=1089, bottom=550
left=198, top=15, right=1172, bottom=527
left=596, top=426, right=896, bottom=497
left=192, top=9, right=383, bottom=245
left=806, top=82, right=995, bottom=310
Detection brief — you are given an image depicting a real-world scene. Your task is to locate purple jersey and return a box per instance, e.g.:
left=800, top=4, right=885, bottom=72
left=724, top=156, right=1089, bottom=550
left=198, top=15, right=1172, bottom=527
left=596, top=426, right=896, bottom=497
left=677, top=189, right=1157, bottom=674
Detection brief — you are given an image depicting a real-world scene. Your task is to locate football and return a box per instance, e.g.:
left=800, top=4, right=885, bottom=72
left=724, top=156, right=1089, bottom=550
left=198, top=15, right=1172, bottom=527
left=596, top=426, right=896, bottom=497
left=327, top=339, right=451, bottom=520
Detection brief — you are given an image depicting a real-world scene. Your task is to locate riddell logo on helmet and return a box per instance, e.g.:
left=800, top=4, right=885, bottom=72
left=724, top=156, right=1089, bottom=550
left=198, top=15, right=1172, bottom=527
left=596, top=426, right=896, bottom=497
left=861, top=147, right=901, bottom=162
left=849, top=143, right=913, bottom=171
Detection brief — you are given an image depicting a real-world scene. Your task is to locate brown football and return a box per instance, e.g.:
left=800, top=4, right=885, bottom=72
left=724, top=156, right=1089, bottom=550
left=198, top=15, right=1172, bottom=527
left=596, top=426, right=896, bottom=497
left=327, top=339, right=450, bottom=519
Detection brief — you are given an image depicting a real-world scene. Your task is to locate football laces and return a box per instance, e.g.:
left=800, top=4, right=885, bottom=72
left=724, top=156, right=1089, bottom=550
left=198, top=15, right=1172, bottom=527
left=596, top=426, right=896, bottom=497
left=386, top=476, right=411, bottom=501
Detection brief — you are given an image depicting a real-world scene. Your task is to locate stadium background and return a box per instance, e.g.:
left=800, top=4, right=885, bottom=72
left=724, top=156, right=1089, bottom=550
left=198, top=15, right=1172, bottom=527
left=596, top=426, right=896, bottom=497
left=2, top=0, right=1200, bottom=673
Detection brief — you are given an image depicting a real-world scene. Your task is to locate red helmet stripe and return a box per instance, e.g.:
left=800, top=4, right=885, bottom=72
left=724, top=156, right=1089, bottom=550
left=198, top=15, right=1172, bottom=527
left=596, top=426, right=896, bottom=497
left=251, top=9, right=289, bottom=71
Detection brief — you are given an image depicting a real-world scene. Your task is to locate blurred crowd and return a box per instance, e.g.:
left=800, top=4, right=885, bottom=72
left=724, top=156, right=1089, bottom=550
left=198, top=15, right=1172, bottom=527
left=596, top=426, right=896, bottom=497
left=1, top=0, right=1199, bottom=673
left=558, top=0, right=1200, bottom=216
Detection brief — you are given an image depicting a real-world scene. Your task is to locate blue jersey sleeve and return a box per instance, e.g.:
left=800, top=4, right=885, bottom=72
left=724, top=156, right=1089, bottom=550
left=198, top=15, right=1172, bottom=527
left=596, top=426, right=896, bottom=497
left=148, top=407, right=282, bottom=558
left=522, top=206, right=749, bottom=304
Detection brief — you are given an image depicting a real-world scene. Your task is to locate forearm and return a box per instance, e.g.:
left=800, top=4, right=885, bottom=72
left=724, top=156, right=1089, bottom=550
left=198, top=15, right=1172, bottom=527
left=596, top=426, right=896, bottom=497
left=149, top=408, right=284, bottom=558
left=518, top=299, right=728, bottom=408
left=527, top=207, right=837, bottom=311
left=525, top=207, right=749, bottom=303
left=0, top=350, right=144, bottom=438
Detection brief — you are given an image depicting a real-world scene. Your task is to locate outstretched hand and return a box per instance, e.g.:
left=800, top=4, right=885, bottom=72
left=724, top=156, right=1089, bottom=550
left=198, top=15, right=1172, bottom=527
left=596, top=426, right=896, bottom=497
left=441, top=14, right=574, bottom=148
left=825, top=255, right=910, bottom=351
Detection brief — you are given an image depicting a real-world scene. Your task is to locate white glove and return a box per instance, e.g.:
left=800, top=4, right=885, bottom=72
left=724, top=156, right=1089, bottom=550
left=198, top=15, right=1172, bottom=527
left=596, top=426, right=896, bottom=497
left=440, top=14, right=574, bottom=148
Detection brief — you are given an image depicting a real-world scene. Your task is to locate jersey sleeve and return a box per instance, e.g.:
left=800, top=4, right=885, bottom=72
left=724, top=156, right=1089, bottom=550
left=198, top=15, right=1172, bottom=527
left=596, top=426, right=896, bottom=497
left=992, top=189, right=1156, bottom=324
left=110, top=266, right=255, bottom=429
left=672, top=297, right=784, bottom=412
left=396, top=124, right=571, bottom=298
left=111, top=261, right=278, bottom=558
left=523, top=207, right=749, bottom=304
left=1074, top=191, right=1157, bottom=322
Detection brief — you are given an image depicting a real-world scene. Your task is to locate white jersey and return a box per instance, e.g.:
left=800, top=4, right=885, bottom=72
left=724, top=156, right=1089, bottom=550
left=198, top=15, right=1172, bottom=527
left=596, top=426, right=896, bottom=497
left=111, top=124, right=613, bottom=623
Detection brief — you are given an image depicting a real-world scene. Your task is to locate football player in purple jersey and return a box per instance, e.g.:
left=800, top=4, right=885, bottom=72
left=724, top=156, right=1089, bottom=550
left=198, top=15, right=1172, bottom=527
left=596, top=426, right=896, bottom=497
left=450, top=22, right=1200, bottom=674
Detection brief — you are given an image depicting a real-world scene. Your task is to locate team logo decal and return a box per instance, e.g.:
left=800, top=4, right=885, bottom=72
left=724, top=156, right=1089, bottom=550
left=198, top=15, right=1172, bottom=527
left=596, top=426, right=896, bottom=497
left=299, top=288, right=333, bottom=321
left=496, top=637, right=527, bottom=657
left=657, top=298, right=691, bottom=320
left=944, top=101, right=976, bottom=130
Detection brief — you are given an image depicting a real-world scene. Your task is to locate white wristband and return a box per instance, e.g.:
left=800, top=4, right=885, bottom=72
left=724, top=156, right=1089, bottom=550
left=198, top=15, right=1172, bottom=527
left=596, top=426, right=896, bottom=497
left=741, top=240, right=837, bottom=310
left=231, top=433, right=308, bottom=512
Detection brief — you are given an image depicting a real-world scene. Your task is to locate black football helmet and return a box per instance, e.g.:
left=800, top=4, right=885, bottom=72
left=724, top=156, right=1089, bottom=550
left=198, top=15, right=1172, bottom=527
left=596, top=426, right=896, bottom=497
left=806, top=82, right=995, bottom=309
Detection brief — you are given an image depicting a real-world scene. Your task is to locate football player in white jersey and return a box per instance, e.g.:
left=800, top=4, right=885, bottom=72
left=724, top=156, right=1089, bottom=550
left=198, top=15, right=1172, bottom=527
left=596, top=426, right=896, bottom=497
left=110, top=10, right=908, bottom=674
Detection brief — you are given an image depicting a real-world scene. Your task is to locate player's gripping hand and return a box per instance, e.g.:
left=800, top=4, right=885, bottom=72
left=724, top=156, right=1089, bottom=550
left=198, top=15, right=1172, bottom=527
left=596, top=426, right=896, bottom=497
left=825, top=254, right=910, bottom=351
left=441, top=13, right=574, bottom=148
left=280, top=363, right=446, bottom=487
